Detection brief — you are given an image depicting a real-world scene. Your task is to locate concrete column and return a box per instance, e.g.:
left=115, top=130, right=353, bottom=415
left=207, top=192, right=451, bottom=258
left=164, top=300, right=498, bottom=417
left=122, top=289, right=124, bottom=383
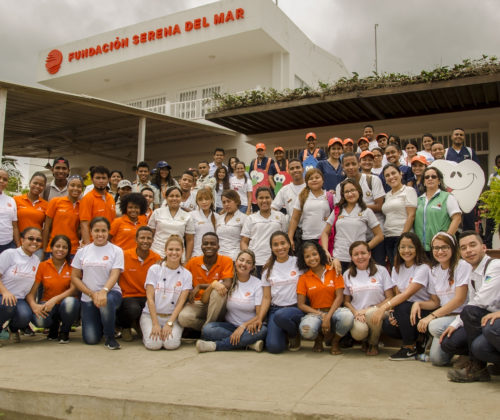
left=0, top=88, right=7, bottom=158
left=488, top=116, right=500, bottom=175
left=271, top=52, right=290, bottom=90
left=137, top=117, right=146, bottom=164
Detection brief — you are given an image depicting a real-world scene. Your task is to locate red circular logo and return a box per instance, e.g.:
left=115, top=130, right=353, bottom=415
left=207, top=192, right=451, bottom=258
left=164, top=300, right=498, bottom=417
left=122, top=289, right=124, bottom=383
left=45, top=49, right=63, bottom=74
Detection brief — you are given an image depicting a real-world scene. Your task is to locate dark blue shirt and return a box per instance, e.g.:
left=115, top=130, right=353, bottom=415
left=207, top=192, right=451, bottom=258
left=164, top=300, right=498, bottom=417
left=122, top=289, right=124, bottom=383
left=379, top=165, right=415, bottom=192
left=445, top=146, right=479, bottom=164
left=249, top=157, right=274, bottom=175
left=300, top=148, right=326, bottom=162
left=317, top=160, right=345, bottom=191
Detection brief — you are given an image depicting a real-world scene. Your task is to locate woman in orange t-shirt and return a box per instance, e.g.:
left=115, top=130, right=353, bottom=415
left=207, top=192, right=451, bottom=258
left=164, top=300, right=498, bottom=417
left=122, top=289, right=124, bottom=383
left=26, top=235, right=80, bottom=343
left=43, top=175, right=83, bottom=258
left=296, top=241, right=348, bottom=355
left=110, top=193, right=148, bottom=251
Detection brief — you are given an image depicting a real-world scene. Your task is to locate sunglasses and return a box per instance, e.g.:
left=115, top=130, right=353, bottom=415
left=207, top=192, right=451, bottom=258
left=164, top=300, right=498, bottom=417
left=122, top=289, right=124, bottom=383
left=26, top=236, right=43, bottom=243
left=424, top=174, right=438, bottom=180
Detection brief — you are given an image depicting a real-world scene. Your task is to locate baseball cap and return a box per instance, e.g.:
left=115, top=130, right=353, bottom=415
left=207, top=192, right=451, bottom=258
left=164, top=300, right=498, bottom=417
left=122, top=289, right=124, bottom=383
left=360, top=151, right=374, bottom=159
left=411, top=155, right=429, bottom=166
left=328, top=137, right=343, bottom=148
left=256, top=143, right=266, bottom=151
left=156, top=160, right=171, bottom=169
left=273, top=146, right=284, bottom=153
left=343, top=138, right=354, bottom=145
left=358, top=137, right=369, bottom=144
left=305, top=132, right=317, bottom=140
left=118, top=180, right=133, bottom=189
left=376, top=133, right=389, bottom=140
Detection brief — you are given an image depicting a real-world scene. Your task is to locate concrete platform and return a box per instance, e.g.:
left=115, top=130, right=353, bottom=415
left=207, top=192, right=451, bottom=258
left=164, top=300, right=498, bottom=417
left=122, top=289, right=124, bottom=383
left=0, top=332, right=498, bottom=420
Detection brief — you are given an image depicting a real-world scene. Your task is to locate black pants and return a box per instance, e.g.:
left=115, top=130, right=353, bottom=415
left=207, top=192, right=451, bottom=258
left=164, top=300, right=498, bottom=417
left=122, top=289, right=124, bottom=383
left=382, top=300, right=430, bottom=346
left=117, top=297, right=146, bottom=328
left=461, top=305, right=500, bottom=364
left=441, top=325, right=468, bottom=356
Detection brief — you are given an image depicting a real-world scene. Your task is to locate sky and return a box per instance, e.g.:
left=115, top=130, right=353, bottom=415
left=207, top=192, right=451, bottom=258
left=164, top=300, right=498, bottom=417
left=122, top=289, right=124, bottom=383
left=1, top=0, right=499, bottom=86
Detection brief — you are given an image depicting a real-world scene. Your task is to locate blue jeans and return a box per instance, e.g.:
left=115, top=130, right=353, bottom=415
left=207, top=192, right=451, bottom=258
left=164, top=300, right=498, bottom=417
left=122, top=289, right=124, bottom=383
left=0, top=297, right=32, bottom=332
left=239, top=205, right=248, bottom=213
left=81, top=291, right=122, bottom=345
left=202, top=321, right=267, bottom=351
left=32, top=297, right=80, bottom=335
left=472, top=319, right=500, bottom=364
left=440, top=326, right=468, bottom=356
left=265, top=305, right=303, bottom=354
left=428, top=315, right=456, bottom=366
left=0, top=241, right=16, bottom=254
left=384, top=236, right=399, bottom=267
left=299, top=308, right=353, bottom=340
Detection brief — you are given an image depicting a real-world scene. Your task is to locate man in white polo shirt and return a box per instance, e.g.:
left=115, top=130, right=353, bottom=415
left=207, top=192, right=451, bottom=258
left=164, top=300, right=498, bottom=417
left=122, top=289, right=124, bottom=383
left=272, top=158, right=305, bottom=223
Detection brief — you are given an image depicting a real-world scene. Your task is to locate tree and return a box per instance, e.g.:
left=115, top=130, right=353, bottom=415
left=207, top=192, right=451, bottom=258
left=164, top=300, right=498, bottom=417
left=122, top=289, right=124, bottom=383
left=1, top=157, right=23, bottom=194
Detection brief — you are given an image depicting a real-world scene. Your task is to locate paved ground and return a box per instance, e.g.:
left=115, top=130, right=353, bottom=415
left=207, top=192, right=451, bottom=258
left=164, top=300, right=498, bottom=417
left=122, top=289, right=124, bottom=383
left=0, top=331, right=498, bottom=420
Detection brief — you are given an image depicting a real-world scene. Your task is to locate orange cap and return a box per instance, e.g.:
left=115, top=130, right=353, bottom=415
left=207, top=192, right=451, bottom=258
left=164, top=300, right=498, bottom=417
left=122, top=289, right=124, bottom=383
left=273, top=146, right=284, bottom=153
left=358, top=137, right=369, bottom=144
left=343, top=138, right=354, bottom=145
left=376, top=132, right=389, bottom=140
left=411, top=155, right=429, bottom=166
left=328, top=137, right=343, bottom=148
left=256, top=143, right=266, bottom=151
left=360, top=150, right=374, bottom=159
left=305, top=132, right=317, bottom=140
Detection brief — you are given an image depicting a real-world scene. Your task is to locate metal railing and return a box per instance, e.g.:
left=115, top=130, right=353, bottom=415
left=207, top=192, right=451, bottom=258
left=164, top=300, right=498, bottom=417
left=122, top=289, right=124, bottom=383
left=144, top=97, right=218, bottom=120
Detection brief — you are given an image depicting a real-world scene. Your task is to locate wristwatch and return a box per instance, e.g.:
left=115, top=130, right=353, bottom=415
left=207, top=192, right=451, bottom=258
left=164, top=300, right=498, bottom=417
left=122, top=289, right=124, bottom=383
left=167, top=321, right=174, bottom=327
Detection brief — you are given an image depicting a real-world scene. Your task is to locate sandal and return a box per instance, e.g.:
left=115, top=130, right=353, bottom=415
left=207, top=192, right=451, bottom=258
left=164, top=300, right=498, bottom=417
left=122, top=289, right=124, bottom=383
left=330, top=343, right=342, bottom=355
left=313, top=334, right=324, bottom=353
left=366, top=344, right=379, bottom=356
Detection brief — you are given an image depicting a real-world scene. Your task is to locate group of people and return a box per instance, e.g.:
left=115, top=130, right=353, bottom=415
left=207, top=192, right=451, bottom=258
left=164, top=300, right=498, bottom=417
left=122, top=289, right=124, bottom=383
left=0, top=125, right=498, bottom=385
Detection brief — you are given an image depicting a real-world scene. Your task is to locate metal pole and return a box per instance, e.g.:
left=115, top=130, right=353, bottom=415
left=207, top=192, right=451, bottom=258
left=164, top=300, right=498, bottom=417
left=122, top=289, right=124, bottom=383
left=374, top=24, right=379, bottom=74
left=137, top=117, right=146, bottom=164
left=0, top=88, right=7, bottom=159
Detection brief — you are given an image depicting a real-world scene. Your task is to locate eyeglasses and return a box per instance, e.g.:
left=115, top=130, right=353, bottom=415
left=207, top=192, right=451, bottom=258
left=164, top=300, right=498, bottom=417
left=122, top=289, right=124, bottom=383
left=26, top=236, right=43, bottom=243
left=425, top=174, right=438, bottom=180
left=432, top=245, right=450, bottom=252
left=344, top=189, right=358, bottom=195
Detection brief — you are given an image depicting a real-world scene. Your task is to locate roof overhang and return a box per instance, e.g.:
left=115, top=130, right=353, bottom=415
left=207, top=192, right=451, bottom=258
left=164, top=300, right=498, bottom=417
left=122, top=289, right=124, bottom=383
left=206, top=74, right=500, bottom=134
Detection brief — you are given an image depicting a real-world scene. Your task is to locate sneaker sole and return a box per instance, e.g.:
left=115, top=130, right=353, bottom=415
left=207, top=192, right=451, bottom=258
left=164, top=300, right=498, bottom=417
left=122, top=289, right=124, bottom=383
left=447, top=372, right=491, bottom=383
left=389, top=356, right=416, bottom=361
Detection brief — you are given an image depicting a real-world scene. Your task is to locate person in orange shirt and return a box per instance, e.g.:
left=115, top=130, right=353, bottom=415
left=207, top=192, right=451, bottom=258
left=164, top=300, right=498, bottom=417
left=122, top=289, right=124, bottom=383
left=14, top=172, right=48, bottom=252
left=110, top=193, right=148, bottom=251
left=296, top=241, right=349, bottom=355
left=117, top=226, right=161, bottom=342
left=178, top=232, right=233, bottom=331
left=26, top=235, right=80, bottom=343
left=42, top=174, right=84, bottom=258
left=79, top=166, right=116, bottom=245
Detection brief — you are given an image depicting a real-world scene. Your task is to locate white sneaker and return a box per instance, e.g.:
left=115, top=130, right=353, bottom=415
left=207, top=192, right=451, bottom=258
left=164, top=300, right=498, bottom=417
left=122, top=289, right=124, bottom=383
left=196, top=340, right=216, bottom=353
left=248, top=340, right=264, bottom=353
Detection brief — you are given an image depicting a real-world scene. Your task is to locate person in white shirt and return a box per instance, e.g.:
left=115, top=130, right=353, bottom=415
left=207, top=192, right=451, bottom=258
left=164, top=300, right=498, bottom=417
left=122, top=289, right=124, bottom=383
left=441, top=231, right=500, bottom=383
left=259, top=232, right=304, bottom=353
left=140, top=235, right=192, bottom=350
left=288, top=169, right=332, bottom=253
left=229, top=161, right=252, bottom=214
left=214, top=166, right=230, bottom=213
left=71, top=217, right=124, bottom=350
left=191, top=189, right=216, bottom=257
left=409, top=232, right=470, bottom=366
left=339, top=241, right=394, bottom=356
left=271, top=158, right=306, bottom=224
left=381, top=163, right=418, bottom=266
left=0, top=169, right=20, bottom=252
left=196, top=161, right=216, bottom=195
left=241, top=187, right=288, bottom=278
left=417, top=134, right=435, bottom=164
left=179, top=170, right=197, bottom=212
left=196, top=249, right=267, bottom=352
left=372, top=232, right=433, bottom=361
left=148, top=186, right=195, bottom=260
left=216, top=190, right=247, bottom=260
left=208, top=148, right=228, bottom=177
left=0, top=227, right=41, bottom=343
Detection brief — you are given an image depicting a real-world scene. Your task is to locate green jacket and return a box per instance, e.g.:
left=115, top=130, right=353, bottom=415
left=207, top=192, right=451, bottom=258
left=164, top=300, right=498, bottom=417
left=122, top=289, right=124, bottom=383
left=414, top=190, right=451, bottom=251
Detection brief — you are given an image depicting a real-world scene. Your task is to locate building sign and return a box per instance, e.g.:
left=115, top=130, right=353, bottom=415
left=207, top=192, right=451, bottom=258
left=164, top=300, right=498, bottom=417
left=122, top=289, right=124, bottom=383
left=45, top=8, right=245, bottom=75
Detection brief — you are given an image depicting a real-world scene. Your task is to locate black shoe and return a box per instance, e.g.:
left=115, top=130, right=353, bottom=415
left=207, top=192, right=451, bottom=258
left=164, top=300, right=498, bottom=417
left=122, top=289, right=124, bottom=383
left=389, top=347, right=416, bottom=361
left=339, top=334, right=354, bottom=348
left=58, top=332, right=70, bottom=344
left=416, top=333, right=429, bottom=354
left=105, top=337, right=121, bottom=350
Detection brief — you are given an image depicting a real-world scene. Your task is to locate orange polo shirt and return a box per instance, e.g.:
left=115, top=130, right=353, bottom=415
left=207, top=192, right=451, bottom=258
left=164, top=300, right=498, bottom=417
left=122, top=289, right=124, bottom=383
left=45, top=196, right=80, bottom=254
left=35, top=259, right=73, bottom=302
left=297, top=265, right=344, bottom=309
left=110, top=215, right=147, bottom=251
left=185, top=254, right=234, bottom=300
left=79, top=188, right=116, bottom=223
left=119, top=248, right=161, bottom=297
left=14, top=194, right=48, bottom=232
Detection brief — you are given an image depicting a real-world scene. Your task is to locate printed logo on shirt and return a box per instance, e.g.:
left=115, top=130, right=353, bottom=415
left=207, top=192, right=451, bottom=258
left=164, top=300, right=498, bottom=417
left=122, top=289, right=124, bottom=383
left=329, top=280, right=334, bottom=284
left=236, top=218, right=241, bottom=222
left=366, top=191, right=372, bottom=197
left=245, top=291, right=251, bottom=297
left=370, top=278, right=377, bottom=283
left=409, top=277, right=413, bottom=283
left=275, top=216, right=280, bottom=220
left=358, top=212, right=363, bottom=217
left=290, top=271, right=297, bottom=276
left=7, top=203, right=12, bottom=207
left=430, top=204, right=442, bottom=210
left=338, top=215, right=344, bottom=219
left=32, top=266, right=36, bottom=271
left=180, top=216, right=185, bottom=220
left=485, top=275, right=493, bottom=283
left=103, top=256, right=109, bottom=261
left=176, top=281, right=182, bottom=287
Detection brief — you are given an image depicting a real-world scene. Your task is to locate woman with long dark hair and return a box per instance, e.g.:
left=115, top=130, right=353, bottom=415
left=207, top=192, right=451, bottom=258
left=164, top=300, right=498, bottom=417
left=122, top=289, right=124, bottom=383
left=214, top=166, right=230, bottom=213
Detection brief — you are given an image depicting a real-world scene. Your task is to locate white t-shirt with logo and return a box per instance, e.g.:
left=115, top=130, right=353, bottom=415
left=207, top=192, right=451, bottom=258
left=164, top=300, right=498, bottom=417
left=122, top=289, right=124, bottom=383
left=216, top=211, right=247, bottom=260
left=142, top=263, right=192, bottom=315
left=225, top=275, right=263, bottom=326
left=382, top=185, right=418, bottom=237
left=429, top=259, right=471, bottom=312
left=71, top=242, right=124, bottom=302
left=0, top=248, right=39, bottom=298
left=272, top=183, right=306, bottom=223
left=0, top=193, right=17, bottom=245
left=191, top=210, right=216, bottom=257
left=391, top=263, right=432, bottom=303
left=261, top=256, right=301, bottom=307
left=229, top=176, right=253, bottom=207
left=343, top=265, right=394, bottom=310
left=180, top=193, right=197, bottom=212
left=293, top=191, right=331, bottom=240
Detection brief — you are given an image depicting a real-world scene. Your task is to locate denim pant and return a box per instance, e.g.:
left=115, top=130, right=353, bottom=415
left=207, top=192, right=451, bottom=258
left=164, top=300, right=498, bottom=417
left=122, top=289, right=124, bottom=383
left=428, top=315, right=456, bottom=366
left=265, top=305, right=303, bottom=354
left=202, top=321, right=268, bottom=351
left=384, top=236, right=399, bottom=267
left=440, top=326, right=468, bottom=357
left=0, top=297, right=32, bottom=332
left=299, top=308, right=353, bottom=340
left=117, top=296, right=146, bottom=328
left=32, top=296, right=80, bottom=335
left=382, top=300, right=430, bottom=346
left=461, top=305, right=500, bottom=364
left=0, top=240, right=16, bottom=255
left=80, top=291, right=122, bottom=345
